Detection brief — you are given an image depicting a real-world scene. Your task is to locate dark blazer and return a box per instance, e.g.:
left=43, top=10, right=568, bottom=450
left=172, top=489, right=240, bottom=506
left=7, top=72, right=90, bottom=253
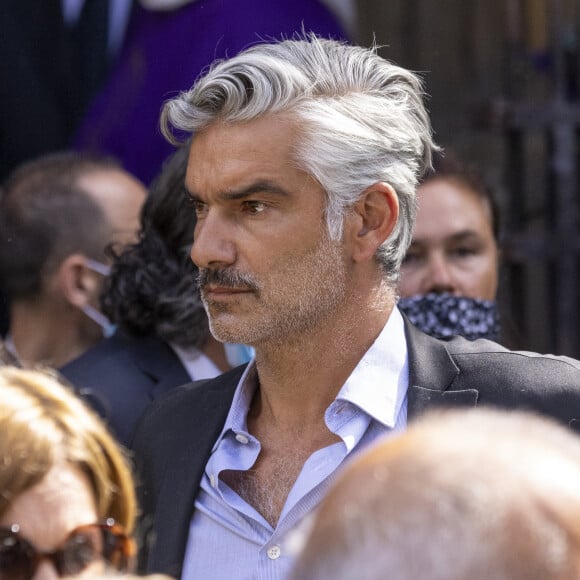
left=60, top=331, right=190, bottom=446
left=131, top=319, right=580, bottom=577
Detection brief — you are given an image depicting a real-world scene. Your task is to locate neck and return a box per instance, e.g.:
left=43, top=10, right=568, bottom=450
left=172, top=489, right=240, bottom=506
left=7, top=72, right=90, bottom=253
left=10, top=298, right=99, bottom=368
left=252, top=281, right=396, bottom=430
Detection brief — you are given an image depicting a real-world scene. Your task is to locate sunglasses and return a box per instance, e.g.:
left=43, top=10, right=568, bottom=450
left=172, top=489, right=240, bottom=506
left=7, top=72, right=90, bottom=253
left=0, top=518, right=135, bottom=580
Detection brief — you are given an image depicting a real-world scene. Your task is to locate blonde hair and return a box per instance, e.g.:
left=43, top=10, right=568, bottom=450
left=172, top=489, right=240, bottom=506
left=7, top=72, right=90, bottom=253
left=0, top=366, right=136, bottom=532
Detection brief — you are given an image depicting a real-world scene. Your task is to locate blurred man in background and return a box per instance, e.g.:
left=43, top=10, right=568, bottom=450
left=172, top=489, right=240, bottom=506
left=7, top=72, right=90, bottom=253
left=0, top=152, right=146, bottom=367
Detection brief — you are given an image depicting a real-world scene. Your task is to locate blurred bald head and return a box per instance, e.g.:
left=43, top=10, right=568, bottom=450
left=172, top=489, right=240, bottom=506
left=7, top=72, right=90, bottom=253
left=290, top=409, right=580, bottom=580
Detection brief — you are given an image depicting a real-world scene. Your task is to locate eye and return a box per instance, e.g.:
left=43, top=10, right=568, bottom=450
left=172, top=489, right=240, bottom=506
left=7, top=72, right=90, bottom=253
left=192, top=200, right=209, bottom=218
left=449, top=246, right=478, bottom=259
left=402, top=249, right=424, bottom=266
left=184, top=192, right=208, bottom=218
left=61, top=529, right=102, bottom=574
left=242, top=200, right=267, bottom=215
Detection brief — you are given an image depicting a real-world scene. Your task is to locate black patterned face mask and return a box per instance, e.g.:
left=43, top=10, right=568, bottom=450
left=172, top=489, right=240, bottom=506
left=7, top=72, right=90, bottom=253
left=398, top=293, right=500, bottom=342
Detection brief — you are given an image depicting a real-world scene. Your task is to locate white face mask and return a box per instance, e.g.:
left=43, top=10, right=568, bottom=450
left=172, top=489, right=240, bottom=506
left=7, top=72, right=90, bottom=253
left=82, top=258, right=116, bottom=338
left=85, top=258, right=111, bottom=277
left=80, top=304, right=117, bottom=339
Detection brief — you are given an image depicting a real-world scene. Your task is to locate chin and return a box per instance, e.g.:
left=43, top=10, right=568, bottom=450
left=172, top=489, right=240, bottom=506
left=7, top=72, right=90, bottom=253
left=209, top=319, right=252, bottom=345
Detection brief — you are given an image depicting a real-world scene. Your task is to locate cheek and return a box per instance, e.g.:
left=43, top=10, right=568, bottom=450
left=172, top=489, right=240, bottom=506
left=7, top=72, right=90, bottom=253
left=398, top=267, right=421, bottom=295
left=480, top=261, right=499, bottom=299
left=78, top=560, right=107, bottom=577
left=463, top=255, right=498, bottom=299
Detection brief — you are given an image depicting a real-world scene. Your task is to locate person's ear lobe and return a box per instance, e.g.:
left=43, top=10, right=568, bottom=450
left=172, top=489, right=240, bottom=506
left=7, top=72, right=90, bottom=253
left=57, top=254, right=101, bottom=307
left=350, top=182, right=399, bottom=264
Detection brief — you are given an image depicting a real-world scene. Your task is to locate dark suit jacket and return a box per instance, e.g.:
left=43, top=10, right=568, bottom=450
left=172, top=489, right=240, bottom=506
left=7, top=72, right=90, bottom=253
left=131, top=319, right=580, bottom=577
left=60, top=331, right=190, bottom=446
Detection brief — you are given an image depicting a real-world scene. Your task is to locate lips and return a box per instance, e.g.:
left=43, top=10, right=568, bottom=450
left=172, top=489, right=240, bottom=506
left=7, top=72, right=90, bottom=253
left=204, top=285, right=250, bottom=294
left=202, top=285, right=253, bottom=300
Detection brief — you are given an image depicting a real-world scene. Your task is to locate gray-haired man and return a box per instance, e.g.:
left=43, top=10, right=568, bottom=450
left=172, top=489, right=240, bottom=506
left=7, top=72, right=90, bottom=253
left=132, top=35, right=580, bottom=579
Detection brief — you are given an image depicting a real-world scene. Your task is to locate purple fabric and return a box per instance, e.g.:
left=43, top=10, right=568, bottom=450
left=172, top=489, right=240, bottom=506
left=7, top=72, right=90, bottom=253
left=73, top=0, right=347, bottom=184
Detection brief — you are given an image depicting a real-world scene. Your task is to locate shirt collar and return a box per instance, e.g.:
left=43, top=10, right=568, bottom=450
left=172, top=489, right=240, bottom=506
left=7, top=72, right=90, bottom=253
left=334, top=307, right=408, bottom=428
left=213, top=307, right=408, bottom=448
left=169, top=343, right=223, bottom=381
left=211, top=361, right=258, bottom=452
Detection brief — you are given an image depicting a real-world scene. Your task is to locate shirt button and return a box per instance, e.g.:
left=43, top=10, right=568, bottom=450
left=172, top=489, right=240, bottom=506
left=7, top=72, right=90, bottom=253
left=235, top=433, right=249, bottom=444
left=209, top=474, right=217, bottom=488
left=267, top=546, right=281, bottom=560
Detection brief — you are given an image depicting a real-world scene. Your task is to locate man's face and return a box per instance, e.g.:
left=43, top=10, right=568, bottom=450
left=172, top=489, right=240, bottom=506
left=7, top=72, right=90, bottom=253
left=186, top=115, right=350, bottom=347
left=399, top=177, right=499, bottom=301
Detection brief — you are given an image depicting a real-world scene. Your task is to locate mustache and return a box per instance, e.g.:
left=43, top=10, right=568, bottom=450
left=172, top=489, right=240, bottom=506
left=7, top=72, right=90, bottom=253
left=197, top=268, right=260, bottom=292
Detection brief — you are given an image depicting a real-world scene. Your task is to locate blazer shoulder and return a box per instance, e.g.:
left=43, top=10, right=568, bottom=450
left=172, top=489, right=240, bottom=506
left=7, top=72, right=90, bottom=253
left=405, top=320, right=580, bottom=426
left=446, top=336, right=580, bottom=376
left=446, top=338, right=580, bottom=422
left=60, top=333, right=129, bottom=378
left=59, top=335, right=153, bottom=414
left=409, top=319, right=580, bottom=376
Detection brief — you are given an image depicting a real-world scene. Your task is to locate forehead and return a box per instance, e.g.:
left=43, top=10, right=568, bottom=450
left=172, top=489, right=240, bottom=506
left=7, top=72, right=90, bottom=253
left=0, top=464, right=98, bottom=549
left=414, top=177, right=493, bottom=238
left=78, top=169, right=146, bottom=206
left=79, top=169, right=146, bottom=243
left=186, top=115, right=303, bottom=194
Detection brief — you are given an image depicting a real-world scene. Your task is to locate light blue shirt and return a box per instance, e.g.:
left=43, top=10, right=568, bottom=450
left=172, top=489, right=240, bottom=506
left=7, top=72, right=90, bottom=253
left=170, top=344, right=224, bottom=381
left=181, top=309, right=409, bottom=580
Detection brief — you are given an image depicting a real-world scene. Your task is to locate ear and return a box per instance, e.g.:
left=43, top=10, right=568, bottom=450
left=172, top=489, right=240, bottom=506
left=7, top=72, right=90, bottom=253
left=55, top=254, right=102, bottom=308
left=348, top=182, right=399, bottom=264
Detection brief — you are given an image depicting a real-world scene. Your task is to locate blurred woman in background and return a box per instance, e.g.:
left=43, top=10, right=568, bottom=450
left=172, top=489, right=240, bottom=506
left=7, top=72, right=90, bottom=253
left=0, top=366, right=136, bottom=579
left=399, top=150, right=501, bottom=341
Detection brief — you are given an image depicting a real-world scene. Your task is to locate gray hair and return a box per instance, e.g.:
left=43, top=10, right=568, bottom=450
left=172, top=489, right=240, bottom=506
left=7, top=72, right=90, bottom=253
left=161, top=34, right=438, bottom=282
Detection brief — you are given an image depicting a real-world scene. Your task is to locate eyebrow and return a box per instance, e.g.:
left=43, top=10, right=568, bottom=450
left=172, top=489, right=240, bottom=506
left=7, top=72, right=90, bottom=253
left=447, top=230, right=485, bottom=243
left=185, top=180, right=290, bottom=202
left=411, top=230, right=485, bottom=247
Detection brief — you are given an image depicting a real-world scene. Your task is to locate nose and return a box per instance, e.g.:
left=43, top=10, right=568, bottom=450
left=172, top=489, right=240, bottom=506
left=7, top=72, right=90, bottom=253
left=190, top=211, right=237, bottom=269
left=33, top=560, right=59, bottom=580
left=424, top=253, right=457, bottom=295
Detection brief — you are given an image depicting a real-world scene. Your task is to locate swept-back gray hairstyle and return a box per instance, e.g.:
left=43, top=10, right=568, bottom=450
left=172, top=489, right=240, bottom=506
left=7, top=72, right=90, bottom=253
left=161, top=34, right=438, bottom=282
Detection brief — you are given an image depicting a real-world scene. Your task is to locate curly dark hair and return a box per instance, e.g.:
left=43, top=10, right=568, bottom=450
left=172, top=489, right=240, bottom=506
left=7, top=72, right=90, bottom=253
left=102, top=146, right=208, bottom=349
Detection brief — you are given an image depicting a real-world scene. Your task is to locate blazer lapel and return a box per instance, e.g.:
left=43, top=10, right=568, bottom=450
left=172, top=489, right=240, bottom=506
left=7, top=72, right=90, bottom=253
left=404, top=317, right=479, bottom=420
left=129, top=334, right=191, bottom=400
left=147, top=367, right=244, bottom=577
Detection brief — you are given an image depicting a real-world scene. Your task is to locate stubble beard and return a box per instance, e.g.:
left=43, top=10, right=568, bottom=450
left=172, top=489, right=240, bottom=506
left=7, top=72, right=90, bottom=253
left=203, top=231, right=348, bottom=348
